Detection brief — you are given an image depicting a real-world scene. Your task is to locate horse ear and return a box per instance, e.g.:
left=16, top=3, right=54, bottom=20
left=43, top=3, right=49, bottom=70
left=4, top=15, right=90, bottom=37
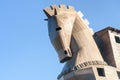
left=43, top=5, right=58, bottom=18
left=43, top=8, right=53, bottom=18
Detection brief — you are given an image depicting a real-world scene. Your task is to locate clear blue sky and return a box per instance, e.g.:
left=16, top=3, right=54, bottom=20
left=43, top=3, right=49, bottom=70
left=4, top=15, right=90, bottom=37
left=0, top=0, right=120, bottom=80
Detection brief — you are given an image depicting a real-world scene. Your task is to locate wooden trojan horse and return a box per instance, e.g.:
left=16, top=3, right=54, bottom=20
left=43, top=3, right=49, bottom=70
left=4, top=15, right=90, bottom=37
left=43, top=5, right=120, bottom=80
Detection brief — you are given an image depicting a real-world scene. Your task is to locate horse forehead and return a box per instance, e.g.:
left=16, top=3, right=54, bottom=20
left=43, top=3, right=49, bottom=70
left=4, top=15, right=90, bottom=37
left=55, top=14, right=76, bottom=26
left=48, top=13, right=76, bottom=30
left=56, top=13, right=76, bottom=19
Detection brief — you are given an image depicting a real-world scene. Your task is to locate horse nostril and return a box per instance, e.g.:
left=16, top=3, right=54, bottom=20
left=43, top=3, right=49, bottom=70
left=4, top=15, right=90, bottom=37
left=56, top=27, right=61, bottom=31
left=64, top=50, right=67, bottom=55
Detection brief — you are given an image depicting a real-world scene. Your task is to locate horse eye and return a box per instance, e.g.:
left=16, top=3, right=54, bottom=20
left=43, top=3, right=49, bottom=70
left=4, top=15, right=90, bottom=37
left=56, top=27, right=62, bottom=31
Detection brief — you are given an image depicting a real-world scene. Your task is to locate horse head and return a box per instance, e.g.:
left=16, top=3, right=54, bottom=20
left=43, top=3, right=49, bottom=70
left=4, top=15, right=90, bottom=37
left=43, top=5, right=77, bottom=63
left=44, top=5, right=107, bottom=79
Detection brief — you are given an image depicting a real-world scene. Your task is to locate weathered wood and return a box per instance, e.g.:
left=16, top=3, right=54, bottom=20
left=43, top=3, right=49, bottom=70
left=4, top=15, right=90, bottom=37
left=44, top=5, right=120, bottom=80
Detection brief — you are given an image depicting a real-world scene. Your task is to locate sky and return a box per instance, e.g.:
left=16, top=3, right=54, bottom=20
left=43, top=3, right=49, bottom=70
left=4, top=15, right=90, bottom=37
left=0, top=0, right=120, bottom=80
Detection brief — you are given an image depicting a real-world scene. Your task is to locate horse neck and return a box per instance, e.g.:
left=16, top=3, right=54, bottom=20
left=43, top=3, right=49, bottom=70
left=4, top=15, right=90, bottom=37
left=61, top=15, right=107, bottom=75
left=69, top=16, right=104, bottom=65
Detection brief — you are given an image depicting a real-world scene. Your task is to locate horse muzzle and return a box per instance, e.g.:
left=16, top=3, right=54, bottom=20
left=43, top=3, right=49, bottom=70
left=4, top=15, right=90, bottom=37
left=59, top=48, right=72, bottom=63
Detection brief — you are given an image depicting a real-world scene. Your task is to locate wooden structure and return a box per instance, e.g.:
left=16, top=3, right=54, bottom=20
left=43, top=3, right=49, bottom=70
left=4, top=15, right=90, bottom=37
left=43, top=5, right=120, bottom=80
